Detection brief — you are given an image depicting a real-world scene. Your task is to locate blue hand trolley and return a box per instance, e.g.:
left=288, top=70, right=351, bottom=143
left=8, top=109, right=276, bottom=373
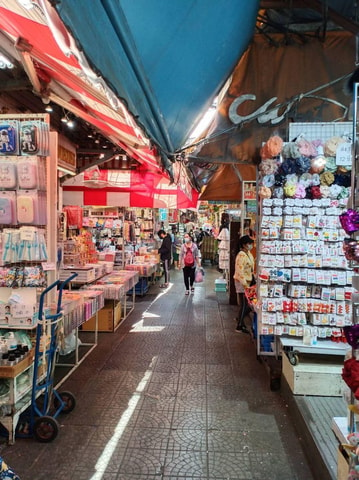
left=27, top=273, right=77, bottom=442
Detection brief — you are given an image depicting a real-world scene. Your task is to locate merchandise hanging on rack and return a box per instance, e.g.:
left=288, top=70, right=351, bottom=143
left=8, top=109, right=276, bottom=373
left=256, top=123, right=354, bottom=357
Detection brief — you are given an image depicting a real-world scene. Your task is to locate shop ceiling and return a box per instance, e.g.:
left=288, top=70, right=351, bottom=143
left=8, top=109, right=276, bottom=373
left=0, top=1, right=357, bottom=186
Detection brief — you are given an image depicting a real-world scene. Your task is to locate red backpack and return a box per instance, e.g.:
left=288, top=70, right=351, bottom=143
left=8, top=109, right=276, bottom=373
left=184, top=245, right=195, bottom=267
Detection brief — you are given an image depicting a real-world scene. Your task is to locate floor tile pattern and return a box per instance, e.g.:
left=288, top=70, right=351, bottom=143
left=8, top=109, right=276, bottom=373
left=0, top=267, right=314, bottom=480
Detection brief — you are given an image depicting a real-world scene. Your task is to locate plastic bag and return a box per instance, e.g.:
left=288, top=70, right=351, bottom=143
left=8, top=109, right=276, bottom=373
left=195, top=268, right=204, bottom=283
left=59, top=330, right=81, bottom=356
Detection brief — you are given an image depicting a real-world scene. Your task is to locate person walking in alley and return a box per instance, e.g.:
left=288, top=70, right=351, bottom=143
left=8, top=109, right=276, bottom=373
left=180, top=233, right=201, bottom=295
left=233, top=235, right=255, bottom=333
left=158, top=229, right=172, bottom=288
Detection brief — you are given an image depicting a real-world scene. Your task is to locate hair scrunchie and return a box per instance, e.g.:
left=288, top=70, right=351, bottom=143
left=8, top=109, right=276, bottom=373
left=324, top=136, right=345, bottom=156
left=272, top=187, right=284, bottom=198
left=311, top=173, right=320, bottom=186
left=320, top=171, right=335, bottom=186
left=309, top=186, right=322, bottom=199
left=294, top=184, right=306, bottom=198
left=259, top=158, right=278, bottom=175
left=258, top=186, right=272, bottom=198
left=284, top=184, right=296, bottom=198
left=262, top=174, right=275, bottom=187
left=299, top=173, right=312, bottom=188
left=282, top=142, right=301, bottom=159
left=324, top=156, right=337, bottom=173
left=319, top=185, right=330, bottom=198
left=329, top=184, right=342, bottom=199
left=297, top=138, right=317, bottom=158
left=334, top=173, right=351, bottom=187
left=263, top=135, right=283, bottom=157
left=295, top=155, right=311, bottom=174
left=338, top=186, right=350, bottom=199
left=281, top=159, right=297, bottom=175
left=310, top=156, right=326, bottom=174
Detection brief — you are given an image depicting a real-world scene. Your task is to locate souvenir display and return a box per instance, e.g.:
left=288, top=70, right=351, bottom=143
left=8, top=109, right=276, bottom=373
left=257, top=133, right=353, bottom=340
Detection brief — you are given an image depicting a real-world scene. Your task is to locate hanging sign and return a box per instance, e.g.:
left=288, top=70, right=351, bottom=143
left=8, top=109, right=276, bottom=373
left=336, top=142, right=352, bottom=166
left=159, top=208, right=167, bottom=221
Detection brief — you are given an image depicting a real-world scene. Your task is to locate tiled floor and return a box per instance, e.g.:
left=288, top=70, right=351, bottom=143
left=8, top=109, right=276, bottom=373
left=0, top=266, right=314, bottom=480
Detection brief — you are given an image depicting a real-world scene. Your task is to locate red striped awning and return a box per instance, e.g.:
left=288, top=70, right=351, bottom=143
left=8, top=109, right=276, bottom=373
left=0, top=1, right=160, bottom=170
left=62, top=167, right=199, bottom=209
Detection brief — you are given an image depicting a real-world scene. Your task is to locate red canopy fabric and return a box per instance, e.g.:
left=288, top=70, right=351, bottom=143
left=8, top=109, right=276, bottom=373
left=62, top=168, right=199, bottom=209
left=0, top=2, right=160, bottom=170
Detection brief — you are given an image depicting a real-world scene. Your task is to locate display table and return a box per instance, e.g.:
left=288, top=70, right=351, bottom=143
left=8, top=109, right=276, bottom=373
left=280, top=337, right=351, bottom=365
left=56, top=289, right=105, bottom=387
left=87, top=270, right=139, bottom=326
left=125, top=262, right=159, bottom=295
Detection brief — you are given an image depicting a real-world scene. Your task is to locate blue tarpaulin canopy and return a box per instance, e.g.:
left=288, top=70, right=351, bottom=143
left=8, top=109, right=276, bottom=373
left=52, top=0, right=260, bottom=156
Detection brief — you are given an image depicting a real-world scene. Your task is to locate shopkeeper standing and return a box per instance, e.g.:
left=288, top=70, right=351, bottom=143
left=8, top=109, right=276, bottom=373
left=233, top=235, right=255, bottom=333
left=157, top=229, right=172, bottom=288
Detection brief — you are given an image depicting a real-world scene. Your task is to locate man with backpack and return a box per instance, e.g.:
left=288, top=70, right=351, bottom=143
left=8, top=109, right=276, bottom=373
left=179, top=233, right=201, bottom=295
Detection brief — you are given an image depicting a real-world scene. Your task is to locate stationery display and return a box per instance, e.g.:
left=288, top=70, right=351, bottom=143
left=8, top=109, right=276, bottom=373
left=257, top=133, right=354, bottom=340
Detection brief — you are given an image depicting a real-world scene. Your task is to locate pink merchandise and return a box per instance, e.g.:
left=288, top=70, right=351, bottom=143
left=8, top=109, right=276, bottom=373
left=17, top=192, right=35, bottom=224
left=0, top=161, right=17, bottom=189
left=0, top=192, right=14, bottom=224
left=17, top=158, right=38, bottom=189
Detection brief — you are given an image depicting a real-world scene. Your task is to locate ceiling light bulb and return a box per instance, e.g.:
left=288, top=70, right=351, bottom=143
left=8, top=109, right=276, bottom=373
left=17, top=0, right=35, bottom=9
left=45, top=105, right=53, bottom=112
left=61, top=116, right=68, bottom=123
left=0, top=54, right=14, bottom=70
left=67, top=120, right=75, bottom=128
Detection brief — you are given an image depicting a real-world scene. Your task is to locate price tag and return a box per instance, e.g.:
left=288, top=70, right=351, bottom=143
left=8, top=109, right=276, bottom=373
left=336, top=142, right=352, bottom=166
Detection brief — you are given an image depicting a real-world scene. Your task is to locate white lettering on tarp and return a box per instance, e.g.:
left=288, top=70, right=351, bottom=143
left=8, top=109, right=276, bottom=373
left=228, top=94, right=295, bottom=125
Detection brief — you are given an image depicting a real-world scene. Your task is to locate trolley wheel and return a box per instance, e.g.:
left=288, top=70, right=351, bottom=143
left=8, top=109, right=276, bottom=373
left=288, top=351, right=299, bottom=366
left=33, top=416, right=59, bottom=443
left=54, top=391, right=76, bottom=414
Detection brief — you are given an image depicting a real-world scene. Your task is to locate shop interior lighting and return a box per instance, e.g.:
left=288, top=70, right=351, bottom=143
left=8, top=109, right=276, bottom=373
left=45, top=105, right=53, bottom=113
left=16, top=0, right=36, bottom=9
left=0, top=54, right=14, bottom=70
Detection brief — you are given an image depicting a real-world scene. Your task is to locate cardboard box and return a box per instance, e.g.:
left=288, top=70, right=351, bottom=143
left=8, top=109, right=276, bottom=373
left=82, top=300, right=122, bottom=332
left=282, top=352, right=345, bottom=396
